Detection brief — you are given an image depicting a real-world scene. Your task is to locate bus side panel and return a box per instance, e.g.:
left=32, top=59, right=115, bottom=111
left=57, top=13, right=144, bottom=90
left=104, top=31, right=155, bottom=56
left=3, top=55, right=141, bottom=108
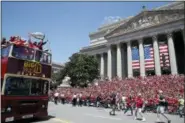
left=1, top=57, right=8, bottom=77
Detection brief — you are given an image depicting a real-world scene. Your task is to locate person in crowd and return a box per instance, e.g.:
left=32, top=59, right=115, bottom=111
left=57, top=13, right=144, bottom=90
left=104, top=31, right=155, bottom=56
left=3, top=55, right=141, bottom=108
left=121, top=94, right=127, bottom=110
left=87, top=94, right=91, bottom=107
left=178, top=95, right=184, bottom=117
left=124, top=95, right=134, bottom=116
left=54, top=91, right=59, bottom=105
left=116, top=93, right=121, bottom=111
left=109, top=92, right=116, bottom=115
left=60, top=92, right=65, bottom=104
left=134, top=93, right=146, bottom=121
left=156, top=90, right=171, bottom=123
left=96, top=94, right=101, bottom=107
left=77, top=93, right=80, bottom=106
left=72, top=93, right=77, bottom=106
left=79, top=93, right=82, bottom=107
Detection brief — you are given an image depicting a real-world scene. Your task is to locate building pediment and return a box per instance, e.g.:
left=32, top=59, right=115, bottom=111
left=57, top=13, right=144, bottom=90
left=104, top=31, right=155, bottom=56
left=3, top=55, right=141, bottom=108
left=105, top=9, right=184, bottom=39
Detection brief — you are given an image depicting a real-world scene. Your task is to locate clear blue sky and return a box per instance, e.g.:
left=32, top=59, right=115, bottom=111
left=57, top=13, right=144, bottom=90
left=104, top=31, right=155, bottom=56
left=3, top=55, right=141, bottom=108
left=2, top=1, right=171, bottom=64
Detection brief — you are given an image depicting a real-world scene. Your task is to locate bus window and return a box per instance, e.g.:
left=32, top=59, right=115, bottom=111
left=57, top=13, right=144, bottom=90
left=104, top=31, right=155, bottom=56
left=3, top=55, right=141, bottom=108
left=11, top=45, right=34, bottom=60
left=31, top=79, right=48, bottom=95
left=5, top=77, right=30, bottom=96
left=31, top=80, right=42, bottom=95
left=35, top=50, right=51, bottom=64
left=35, top=50, right=42, bottom=62
left=43, top=81, right=49, bottom=95
left=4, top=76, right=49, bottom=96
left=40, top=52, right=51, bottom=64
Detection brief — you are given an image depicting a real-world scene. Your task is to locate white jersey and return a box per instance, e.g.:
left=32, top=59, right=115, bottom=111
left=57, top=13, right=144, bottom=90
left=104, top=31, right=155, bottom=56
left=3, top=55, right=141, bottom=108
left=54, top=92, right=59, bottom=97
left=61, top=94, right=64, bottom=97
left=79, top=94, right=82, bottom=98
left=73, top=95, right=77, bottom=98
left=122, top=96, right=126, bottom=102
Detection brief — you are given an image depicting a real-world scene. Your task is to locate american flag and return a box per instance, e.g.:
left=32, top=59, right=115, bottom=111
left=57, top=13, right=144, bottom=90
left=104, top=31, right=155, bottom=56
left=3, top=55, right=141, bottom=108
left=132, top=47, right=140, bottom=69
left=131, top=42, right=170, bottom=70
left=159, top=43, right=170, bottom=67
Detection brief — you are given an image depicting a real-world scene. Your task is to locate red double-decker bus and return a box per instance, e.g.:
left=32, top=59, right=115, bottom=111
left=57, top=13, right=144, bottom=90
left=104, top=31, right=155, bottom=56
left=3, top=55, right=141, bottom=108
left=1, top=42, right=52, bottom=122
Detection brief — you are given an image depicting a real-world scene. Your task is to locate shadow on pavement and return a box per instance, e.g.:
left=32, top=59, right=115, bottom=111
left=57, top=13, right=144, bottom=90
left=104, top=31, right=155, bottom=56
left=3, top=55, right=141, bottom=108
left=3, top=115, right=55, bottom=123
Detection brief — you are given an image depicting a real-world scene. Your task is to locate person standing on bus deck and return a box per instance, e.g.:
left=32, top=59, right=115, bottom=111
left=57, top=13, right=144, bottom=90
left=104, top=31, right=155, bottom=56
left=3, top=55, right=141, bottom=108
left=156, top=90, right=171, bottom=123
left=134, top=93, right=146, bottom=122
left=54, top=91, right=59, bottom=105
left=36, top=39, right=48, bottom=61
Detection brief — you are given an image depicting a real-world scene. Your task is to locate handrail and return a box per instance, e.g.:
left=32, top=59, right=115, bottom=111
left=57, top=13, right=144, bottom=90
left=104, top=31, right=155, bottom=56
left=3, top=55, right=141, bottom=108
left=1, top=43, right=52, bottom=55
left=1, top=43, right=52, bottom=65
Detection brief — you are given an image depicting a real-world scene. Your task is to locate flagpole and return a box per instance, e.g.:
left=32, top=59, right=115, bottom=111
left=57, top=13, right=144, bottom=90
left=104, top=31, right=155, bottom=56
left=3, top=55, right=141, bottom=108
left=48, top=39, right=52, bottom=54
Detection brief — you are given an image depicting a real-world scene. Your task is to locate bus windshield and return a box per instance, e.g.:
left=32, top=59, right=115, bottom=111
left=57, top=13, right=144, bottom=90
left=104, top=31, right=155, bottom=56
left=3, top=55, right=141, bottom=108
left=12, top=45, right=35, bottom=61
left=11, top=44, right=51, bottom=64
left=4, top=76, right=49, bottom=96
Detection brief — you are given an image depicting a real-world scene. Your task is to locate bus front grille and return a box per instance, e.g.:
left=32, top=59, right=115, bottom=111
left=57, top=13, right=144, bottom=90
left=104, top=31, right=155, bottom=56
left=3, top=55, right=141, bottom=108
left=19, top=105, right=38, bottom=114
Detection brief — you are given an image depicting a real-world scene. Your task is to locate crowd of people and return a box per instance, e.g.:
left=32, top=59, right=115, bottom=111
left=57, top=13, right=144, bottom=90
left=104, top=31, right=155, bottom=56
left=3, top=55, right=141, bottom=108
left=50, top=74, right=184, bottom=122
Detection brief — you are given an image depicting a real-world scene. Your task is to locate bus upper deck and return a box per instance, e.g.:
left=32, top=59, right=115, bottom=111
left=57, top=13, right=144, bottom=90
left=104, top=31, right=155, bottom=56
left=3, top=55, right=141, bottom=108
left=1, top=43, right=52, bottom=65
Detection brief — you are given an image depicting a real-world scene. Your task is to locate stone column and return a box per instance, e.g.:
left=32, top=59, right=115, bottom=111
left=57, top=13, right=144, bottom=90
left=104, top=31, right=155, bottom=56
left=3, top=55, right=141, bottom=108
left=152, top=35, right=161, bottom=75
left=100, top=53, right=104, bottom=80
left=117, top=43, right=122, bottom=79
left=167, top=32, right=178, bottom=75
left=138, top=39, right=145, bottom=77
left=107, top=46, right=112, bottom=80
left=96, top=54, right=101, bottom=76
left=181, top=28, right=185, bottom=75
left=127, top=42, right=133, bottom=78
left=181, top=28, right=185, bottom=46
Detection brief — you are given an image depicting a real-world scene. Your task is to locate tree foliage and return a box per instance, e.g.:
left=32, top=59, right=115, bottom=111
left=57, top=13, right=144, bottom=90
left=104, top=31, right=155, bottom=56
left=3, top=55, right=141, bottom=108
left=57, top=53, right=99, bottom=87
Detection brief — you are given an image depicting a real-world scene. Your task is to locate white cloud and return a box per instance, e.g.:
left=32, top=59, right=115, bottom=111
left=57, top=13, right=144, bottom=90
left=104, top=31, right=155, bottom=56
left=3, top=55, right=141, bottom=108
left=101, top=16, right=122, bottom=26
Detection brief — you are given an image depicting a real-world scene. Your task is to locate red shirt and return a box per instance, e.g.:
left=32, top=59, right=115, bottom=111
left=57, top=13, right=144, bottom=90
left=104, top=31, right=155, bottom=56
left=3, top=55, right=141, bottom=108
left=135, top=97, right=143, bottom=108
left=126, top=97, right=133, bottom=107
left=14, top=40, right=25, bottom=46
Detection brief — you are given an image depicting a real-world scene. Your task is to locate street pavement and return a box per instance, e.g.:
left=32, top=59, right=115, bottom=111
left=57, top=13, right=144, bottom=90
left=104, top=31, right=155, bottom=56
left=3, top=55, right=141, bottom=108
left=15, top=102, right=184, bottom=123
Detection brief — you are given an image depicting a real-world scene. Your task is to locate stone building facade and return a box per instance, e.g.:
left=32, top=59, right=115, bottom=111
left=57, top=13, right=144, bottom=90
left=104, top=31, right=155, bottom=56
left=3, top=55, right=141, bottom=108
left=52, top=62, right=64, bottom=73
left=80, top=2, right=185, bottom=80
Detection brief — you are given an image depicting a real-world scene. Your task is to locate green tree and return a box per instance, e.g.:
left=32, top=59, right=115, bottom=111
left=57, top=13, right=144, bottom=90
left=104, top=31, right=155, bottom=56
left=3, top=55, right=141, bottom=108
left=56, top=66, right=68, bottom=83
left=63, top=53, right=99, bottom=87
left=50, top=70, right=60, bottom=89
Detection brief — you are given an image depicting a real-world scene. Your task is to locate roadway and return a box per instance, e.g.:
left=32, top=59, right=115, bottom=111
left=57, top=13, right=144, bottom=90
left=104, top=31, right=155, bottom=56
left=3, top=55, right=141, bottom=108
left=15, top=102, right=184, bottom=123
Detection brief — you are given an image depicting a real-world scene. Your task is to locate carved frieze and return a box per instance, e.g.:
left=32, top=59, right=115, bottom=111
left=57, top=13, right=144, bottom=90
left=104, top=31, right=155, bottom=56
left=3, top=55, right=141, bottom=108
left=107, top=10, right=184, bottom=38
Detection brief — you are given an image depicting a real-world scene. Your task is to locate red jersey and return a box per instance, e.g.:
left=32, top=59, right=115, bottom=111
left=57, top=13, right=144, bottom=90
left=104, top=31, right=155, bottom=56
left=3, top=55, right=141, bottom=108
left=126, top=97, right=133, bottom=107
left=135, top=97, right=144, bottom=108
